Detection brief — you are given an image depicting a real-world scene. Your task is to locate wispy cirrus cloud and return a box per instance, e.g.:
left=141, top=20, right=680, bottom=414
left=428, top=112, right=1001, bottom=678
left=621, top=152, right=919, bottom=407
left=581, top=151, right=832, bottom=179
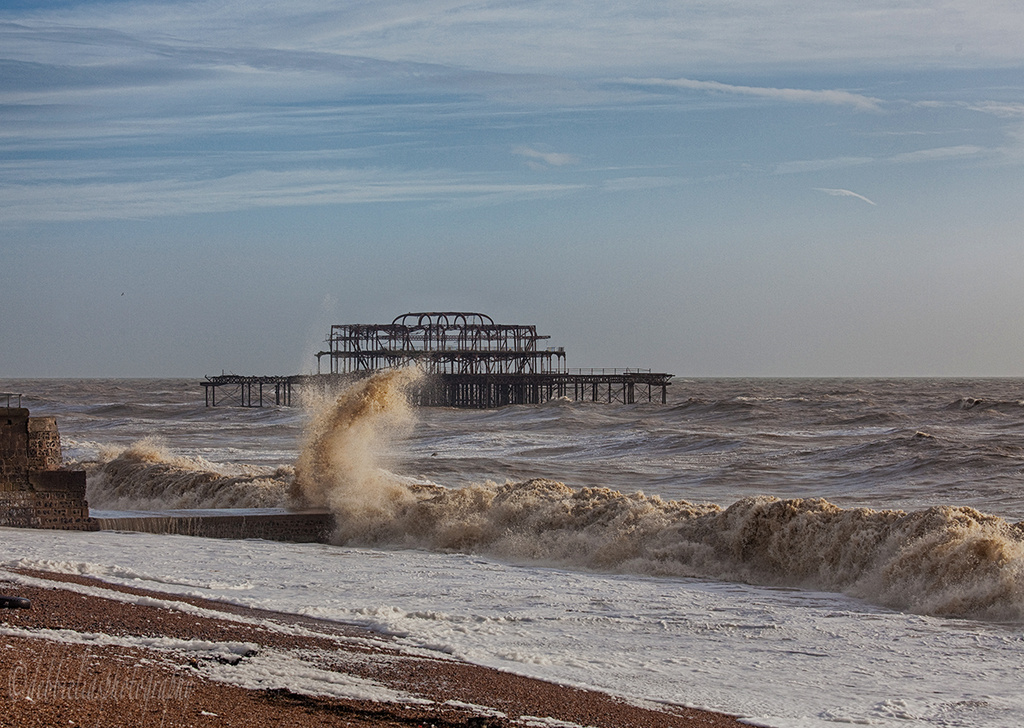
left=815, top=188, right=877, bottom=205
left=0, top=1, right=1020, bottom=227
left=0, top=163, right=584, bottom=222
left=888, top=145, right=985, bottom=163
left=775, top=157, right=874, bottom=175
left=916, top=101, right=1024, bottom=119
left=619, top=77, right=882, bottom=111
left=777, top=145, right=988, bottom=175
left=968, top=102, right=1024, bottom=119
left=7, top=1, right=1023, bottom=74
left=512, top=145, right=579, bottom=169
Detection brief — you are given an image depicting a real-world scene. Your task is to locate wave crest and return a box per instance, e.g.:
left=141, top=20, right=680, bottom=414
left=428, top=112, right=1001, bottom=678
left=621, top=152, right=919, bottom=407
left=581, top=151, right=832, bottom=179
left=326, top=480, right=1023, bottom=620
left=85, top=439, right=293, bottom=510
left=289, top=366, right=1024, bottom=620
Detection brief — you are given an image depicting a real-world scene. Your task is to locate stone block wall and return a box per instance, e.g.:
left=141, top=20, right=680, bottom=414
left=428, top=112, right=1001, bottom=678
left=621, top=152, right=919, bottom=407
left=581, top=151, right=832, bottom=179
left=0, top=488, right=98, bottom=530
left=0, top=408, right=98, bottom=531
left=0, top=491, right=37, bottom=528
left=27, top=416, right=63, bottom=470
left=0, top=408, right=30, bottom=490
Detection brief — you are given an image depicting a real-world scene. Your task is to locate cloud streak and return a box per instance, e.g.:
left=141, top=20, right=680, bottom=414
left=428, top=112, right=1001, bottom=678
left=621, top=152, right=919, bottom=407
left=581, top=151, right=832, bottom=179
left=777, top=145, right=989, bottom=175
left=0, top=164, right=585, bottom=222
left=815, top=188, right=877, bottom=205
left=620, top=77, right=882, bottom=111
left=513, top=145, right=579, bottom=169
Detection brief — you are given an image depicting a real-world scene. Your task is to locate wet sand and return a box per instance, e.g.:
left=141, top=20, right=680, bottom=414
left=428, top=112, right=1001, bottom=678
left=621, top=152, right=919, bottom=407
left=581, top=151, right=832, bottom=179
left=1, top=568, right=745, bottom=727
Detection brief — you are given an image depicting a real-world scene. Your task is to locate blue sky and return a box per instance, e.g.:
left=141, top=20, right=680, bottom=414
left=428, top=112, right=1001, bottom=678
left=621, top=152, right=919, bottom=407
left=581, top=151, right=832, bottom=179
left=2, top=1, right=1023, bottom=377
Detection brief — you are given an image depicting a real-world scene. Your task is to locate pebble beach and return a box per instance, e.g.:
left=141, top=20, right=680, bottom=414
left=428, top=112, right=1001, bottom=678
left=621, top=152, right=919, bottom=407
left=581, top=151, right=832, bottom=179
left=1, top=568, right=743, bottom=728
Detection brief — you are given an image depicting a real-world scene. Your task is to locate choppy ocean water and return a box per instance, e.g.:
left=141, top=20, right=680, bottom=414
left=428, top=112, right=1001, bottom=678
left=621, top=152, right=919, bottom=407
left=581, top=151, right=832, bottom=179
left=3, top=375, right=1024, bottom=727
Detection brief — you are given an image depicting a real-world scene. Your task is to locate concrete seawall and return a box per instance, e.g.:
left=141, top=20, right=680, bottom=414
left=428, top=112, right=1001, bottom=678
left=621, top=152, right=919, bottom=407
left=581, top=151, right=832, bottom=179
left=97, top=510, right=335, bottom=543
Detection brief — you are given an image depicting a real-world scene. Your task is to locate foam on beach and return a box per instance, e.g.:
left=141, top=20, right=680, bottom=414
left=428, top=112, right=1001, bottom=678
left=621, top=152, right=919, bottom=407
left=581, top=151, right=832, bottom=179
left=1, top=567, right=741, bottom=728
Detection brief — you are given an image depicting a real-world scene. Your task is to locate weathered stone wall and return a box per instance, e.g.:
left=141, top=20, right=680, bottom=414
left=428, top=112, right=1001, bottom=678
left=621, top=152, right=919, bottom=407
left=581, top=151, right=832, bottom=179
left=0, top=484, right=98, bottom=530
left=0, top=491, right=37, bottom=527
left=27, top=416, right=63, bottom=470
left=0, top=409, right=98, bottom=531
left=0, top=408, right=30, bottom=491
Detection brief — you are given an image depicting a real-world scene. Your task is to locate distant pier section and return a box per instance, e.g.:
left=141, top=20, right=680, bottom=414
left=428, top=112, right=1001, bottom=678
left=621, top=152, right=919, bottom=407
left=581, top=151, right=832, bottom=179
left=203, top=312, right=672, bottom=408
left=202, top=374, right=301, bottom=407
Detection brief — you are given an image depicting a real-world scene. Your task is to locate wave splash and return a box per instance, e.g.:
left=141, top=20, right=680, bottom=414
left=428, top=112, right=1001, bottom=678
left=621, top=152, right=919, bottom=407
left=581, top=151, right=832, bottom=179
left=82, top=369, right=426, bottom=513
left=84, top=439, right=293, bottom=510
left=291, top=367, right=424, bottom=527
left=292, top=371, right=1024, bottom=621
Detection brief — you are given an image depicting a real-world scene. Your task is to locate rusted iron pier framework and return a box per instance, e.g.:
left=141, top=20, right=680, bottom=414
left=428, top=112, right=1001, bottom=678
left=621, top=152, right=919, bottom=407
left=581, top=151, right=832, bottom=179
left=316, top=312, right=566, bottom=376
left=202, top=375, right=298, bottom=407
left=202, top=312, right=671, bottom=408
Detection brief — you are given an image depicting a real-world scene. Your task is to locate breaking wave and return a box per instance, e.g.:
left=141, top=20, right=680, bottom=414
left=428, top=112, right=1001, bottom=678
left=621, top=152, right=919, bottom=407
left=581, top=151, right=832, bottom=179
left=84, top=439, right=293, bottom=510
left=82, top=369, right=426, bottom=512
left=946, top=397, right=1024, bottom=413
left=84, top=371, right=1024, bottom=621
left=324, top=479, right=1024, bottom=621
left=292, top=371, right=1024, bottom=622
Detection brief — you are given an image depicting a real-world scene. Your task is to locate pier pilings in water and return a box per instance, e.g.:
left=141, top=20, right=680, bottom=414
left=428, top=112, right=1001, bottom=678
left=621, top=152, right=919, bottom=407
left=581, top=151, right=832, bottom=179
left=201, top=375, right=298, bottom=407
left=202, top=371, right=671, bottom=408
left=414, top=371, right=672, bottom=407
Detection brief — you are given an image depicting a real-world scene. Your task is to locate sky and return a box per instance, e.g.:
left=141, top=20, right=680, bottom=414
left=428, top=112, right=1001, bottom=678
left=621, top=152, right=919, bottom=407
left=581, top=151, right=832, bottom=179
left=2, top=1, right=1024, bottom=378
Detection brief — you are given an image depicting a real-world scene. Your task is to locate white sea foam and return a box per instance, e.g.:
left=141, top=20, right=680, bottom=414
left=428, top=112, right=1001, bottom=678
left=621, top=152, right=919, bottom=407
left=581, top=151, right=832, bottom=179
left=0, top=624, right=258, bottom=661
left=4, top=528, right=1024, bottom=728
left=0, top=623, right=421, bottom=704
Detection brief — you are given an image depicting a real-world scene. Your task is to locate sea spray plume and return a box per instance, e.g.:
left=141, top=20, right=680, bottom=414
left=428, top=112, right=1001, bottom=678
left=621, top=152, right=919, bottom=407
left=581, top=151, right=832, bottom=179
left=84, top=438, right=293, bottom=510
left=291, top=367, right=424, bottom=532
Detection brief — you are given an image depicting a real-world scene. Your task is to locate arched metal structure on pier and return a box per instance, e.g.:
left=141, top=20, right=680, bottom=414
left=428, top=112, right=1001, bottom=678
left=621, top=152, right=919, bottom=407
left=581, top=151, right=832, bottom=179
left=315, top=311, right=566, bottom=376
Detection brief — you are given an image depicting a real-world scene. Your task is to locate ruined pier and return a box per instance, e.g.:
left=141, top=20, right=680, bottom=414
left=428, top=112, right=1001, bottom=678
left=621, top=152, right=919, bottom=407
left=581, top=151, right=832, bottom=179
left=201, top=375, right=300, bottom=407
left=203, top=312, right=672, bottom=408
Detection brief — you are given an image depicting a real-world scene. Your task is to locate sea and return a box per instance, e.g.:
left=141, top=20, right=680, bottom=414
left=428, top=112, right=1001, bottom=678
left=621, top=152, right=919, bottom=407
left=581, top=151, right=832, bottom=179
left=2, top=374, right=1023, bottom=728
